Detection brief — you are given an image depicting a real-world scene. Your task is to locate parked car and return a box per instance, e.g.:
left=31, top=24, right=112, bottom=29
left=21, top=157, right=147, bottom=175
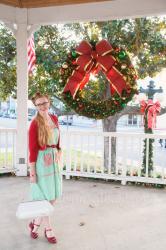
left=10, top=113, right=17, bottom=119
left=58, top=115, right=73, bottom=125
left=28, top=114, right=33, bottom=121
left=3, top=113, right=10, bottom=118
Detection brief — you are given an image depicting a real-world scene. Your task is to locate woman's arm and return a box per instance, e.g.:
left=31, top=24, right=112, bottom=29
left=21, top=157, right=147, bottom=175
left=29, top=163, right=37, bottom=183
left=29, top=120, right=39, bottom=162
left=28, top=120, right=39, bottom=182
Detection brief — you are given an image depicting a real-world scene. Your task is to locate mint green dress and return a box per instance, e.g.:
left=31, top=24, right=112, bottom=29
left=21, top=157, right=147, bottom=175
left=30, top=127, right=62, bottom=201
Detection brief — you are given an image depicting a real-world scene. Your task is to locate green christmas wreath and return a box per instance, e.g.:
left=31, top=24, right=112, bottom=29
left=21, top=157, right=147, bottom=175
left=59, top=39, right=138, bottom=119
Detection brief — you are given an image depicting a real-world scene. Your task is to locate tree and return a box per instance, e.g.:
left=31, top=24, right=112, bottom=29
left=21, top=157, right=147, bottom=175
left=0, top=18, right=165, bottom=101
left=0, top=24, right=16, bottom=100
left=29, top=25, right=70, bottom=99
left=0, top=18, right=166, bottom=172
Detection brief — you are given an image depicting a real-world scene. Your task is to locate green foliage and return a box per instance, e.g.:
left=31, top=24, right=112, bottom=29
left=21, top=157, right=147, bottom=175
left=141, top=110, right=154, bottom=175
left=28, top=25, right=71, bottom=99
left=0, top=24, right=16, bottom=99
left=0, top=17, right=165, bottom=102
left=100, top=18, right=166, bottom=78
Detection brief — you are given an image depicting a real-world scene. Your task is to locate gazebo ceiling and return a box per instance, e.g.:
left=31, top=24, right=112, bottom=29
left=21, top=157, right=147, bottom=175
left=0, top=0, right=165, bottom=26
left=0, top=0, right=112, bottom=8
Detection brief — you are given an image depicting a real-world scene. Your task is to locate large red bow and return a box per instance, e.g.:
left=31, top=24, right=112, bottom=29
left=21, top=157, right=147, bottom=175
left=63, top=40, right=129, bottom=98
left=140, top=99, right=161, bottom=129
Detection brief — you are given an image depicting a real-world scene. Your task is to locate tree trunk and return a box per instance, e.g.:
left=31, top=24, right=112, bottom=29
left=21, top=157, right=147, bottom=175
left=102, top=114, right=119, bottom=173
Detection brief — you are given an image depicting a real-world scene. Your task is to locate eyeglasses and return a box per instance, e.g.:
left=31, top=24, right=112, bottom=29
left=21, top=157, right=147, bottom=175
left=35, top=101, right=49, bottom=107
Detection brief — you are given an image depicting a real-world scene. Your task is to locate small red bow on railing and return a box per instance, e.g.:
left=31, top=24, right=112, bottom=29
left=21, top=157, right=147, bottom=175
left=63, top=40, right=129, bottom=98
left=140, top=99, right=161, bottom=129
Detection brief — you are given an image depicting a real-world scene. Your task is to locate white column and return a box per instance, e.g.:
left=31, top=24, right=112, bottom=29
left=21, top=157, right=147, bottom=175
left=15, top=21, right=28, bottom=176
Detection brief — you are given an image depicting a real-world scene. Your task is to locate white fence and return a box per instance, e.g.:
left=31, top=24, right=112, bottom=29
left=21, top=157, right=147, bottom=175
left=61, top=131, right=166, bottom=185
left=0, top=129, right=16, bottom=174
left=1, top=129, right=166, bottom=185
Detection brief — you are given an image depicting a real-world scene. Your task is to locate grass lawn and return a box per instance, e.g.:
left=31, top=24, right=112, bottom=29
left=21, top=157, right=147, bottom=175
left=0, top=151, right=13, bottom=169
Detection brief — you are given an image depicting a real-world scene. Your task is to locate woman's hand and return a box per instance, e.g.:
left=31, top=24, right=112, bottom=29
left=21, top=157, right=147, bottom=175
left=29, top=163, right=37, bottom=183
left=30, top=173, right=37, bottom=183
left=55, top=150, right=62, bottom=164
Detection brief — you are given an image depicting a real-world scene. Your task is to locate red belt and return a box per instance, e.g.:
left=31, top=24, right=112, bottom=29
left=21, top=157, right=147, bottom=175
left=46, top=145, right=57, bottom=148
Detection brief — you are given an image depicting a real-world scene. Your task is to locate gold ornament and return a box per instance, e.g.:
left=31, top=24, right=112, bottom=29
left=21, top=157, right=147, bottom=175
left=62, top=63, right=68, bottom=69
left=121, top=64, right=127, bottom=69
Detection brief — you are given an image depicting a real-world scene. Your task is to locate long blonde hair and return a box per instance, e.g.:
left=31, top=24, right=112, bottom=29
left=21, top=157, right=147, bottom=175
left=32, top=92, right=52, bottom=147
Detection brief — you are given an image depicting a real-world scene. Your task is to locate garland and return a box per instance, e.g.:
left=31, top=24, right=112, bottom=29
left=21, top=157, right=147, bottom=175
left=140, top=100, right=161, bottom=175
left=59, top=39, right=138, bottom=119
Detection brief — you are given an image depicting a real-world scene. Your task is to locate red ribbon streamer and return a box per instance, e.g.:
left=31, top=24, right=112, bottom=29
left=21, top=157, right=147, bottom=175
left=63, top=40, right=129, bottom=99
left=140, top=99, right=161, bottom=129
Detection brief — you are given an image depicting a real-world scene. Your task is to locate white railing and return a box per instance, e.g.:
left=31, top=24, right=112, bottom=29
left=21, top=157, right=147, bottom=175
left=0, top=128, right=17, bottom=174
left=1, top=129, right=166, bottom=186
left=61, top=131, right=166, bottom=185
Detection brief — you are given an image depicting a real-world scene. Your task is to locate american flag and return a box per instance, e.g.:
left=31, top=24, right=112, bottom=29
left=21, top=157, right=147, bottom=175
left=28, top=35, right=36, bottom=74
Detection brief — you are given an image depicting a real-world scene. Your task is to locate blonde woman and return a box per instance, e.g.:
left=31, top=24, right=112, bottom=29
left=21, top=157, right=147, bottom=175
left=28, top=92, right=62, bottom=244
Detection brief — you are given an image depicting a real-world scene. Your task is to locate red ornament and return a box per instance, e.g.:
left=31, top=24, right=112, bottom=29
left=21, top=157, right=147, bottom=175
left=115, top=47, right=120, bottom=52
left=79, top=104, right=84, bottom=110
left=72, top=60, right=77, bottom=65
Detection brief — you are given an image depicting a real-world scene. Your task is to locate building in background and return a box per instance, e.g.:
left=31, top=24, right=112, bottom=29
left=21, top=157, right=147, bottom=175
left=0, top=97, right=36, bottom=119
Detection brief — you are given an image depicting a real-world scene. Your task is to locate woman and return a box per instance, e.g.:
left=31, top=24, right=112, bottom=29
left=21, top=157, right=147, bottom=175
left=28, top=92, right=62, bottom=244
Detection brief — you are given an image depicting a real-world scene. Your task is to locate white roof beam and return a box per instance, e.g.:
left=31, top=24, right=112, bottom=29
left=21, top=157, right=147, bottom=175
left=0, top=0, right=166, bottom=26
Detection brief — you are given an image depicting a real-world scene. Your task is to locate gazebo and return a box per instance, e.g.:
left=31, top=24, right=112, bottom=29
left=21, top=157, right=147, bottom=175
left=0, top=0, right=165, bottom=176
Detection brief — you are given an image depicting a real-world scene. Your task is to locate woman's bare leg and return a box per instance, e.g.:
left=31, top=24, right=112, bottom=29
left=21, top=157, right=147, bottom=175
left=31, top=217, right=43, bottom=233
left=43, top=199, right=56, bottom=237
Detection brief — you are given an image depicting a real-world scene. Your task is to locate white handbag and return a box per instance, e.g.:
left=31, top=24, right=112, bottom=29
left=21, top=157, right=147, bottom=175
left=16, top=200, right=54, bottom=219
left=16, top=182, right=54, bottom=219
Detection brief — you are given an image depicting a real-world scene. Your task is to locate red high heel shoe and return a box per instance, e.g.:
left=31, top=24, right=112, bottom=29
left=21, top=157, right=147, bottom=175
left=29, top=220, right=40, bottom=239
left=44, top=228, right=57, bottom=244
